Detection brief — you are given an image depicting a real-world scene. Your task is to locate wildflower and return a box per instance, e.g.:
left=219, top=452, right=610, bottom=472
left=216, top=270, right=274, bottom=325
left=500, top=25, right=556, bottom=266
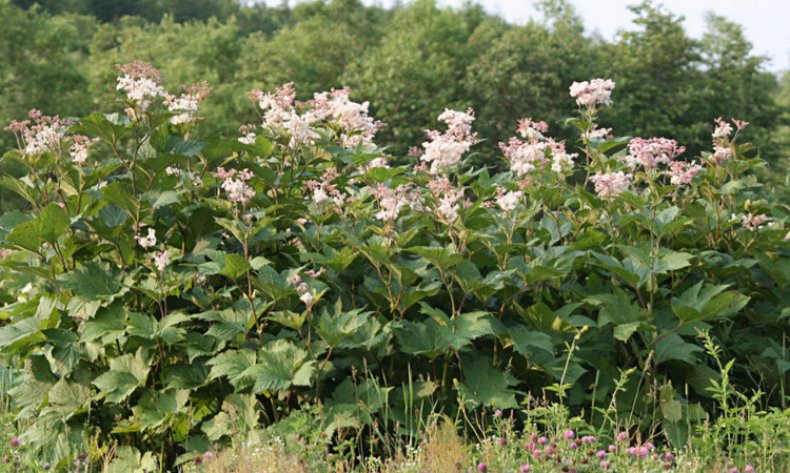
left=582, top=126, right=612, bottom=141
left=742, top=213, right=766, bottom=230
left=116, top=61, right=164, bottom=111
left=596, top=450, right=607, bottom=459
left=616, top=432, right=629, bottom=441
left=608, top=444, right=617, bottom=452
left=497, top=437, right=507, bottom=447
left=372, top=184, right=411, bottom=222
left=495, top=189, right=522, bottom=212
left=729, top=468, right=739, bottom=473
left=711, top=144, right=733, bottom=164
left=713, top=117, right=733, bottom=139
left=500, top=137, right=548, bottom=176
left=9, top=437, right=20, bottom=448
left=421, top=108, right=477, bottom=174
left=568, top=441, right=578, bottom=449
left=517, top=118, right=549, bottom=141
left=305, top=168, right=345, bottom=208
left=309, top=87, right=383, bottom=148
left=298, top=290, right=314, bottom=306
left=666, top=160, right=702, bottom=185
left=538, top=437, right=548, bottom=445
left=580, top=435, right=596, bottom=444
left=733, top=119, right=750, bottom=131
left=154, top=251, right=170, bottom=272
left=519, top=464, right=531, bottom=472
left=624, top=137, right=685, bottom=170
left=135, top=228, right=157, bottom=249
left=569, top=79, right=616, bottom=108
left=5, top=109, right=70, bottom=156
left=663, top=452, right=675, bottom=463
left=744, top=465, right=754, bottom=473
left=600, top=460, right=611, bottom=470
left=69, top=135, right=94, bottom=165
left=548, top=141, right=576, bottom=172
left=494, top=409, right=503, bottom=417
left=215, top=167, right=255, bottom=205
left=477, top=462, right=488, bottom=472
left=203, top=451, right=214, bottom=460
left=589, top=172, right=632, bottom=199
left=165, top=81, right=210, bottom=125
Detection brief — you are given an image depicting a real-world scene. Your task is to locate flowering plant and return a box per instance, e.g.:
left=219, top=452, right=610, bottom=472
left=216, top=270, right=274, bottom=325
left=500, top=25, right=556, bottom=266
left=0, top=65, right=787, bottom=470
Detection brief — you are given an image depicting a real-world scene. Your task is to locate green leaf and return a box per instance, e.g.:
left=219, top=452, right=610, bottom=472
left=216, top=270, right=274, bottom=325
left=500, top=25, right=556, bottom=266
left=207, top=349, right=257, bottom=389
left=458, top=357, right=518, bottom=409
left=671, top=282, right=750, bottom=324
left=613, top=321, right=642, bottom=342
left=243, top=340, right=315, bottom=392
left=654, top=334, right=703, bottom=365
left=132, top=389, right=189, bottom=431
left=220, top=254, right=251, bottom=279
left=93, top=349, right=150, bottom=403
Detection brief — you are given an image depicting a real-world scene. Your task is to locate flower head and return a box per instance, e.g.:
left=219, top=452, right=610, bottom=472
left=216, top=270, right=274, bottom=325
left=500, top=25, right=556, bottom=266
left=135, top=228, right=157, bottom=249
left=154, top=251, right=170, bottom=272
left=116, top=61, right=164, bottom=111
left=165, top=81, right=210, bottom=125
left=420, top=108, right=477, bottom=174
left=569, top=79, right=615, bottom=108
left=589, top=172, right=632, bottom=199
left=666, top=160, right=702, bottom=186
left=624, top=137, right=685, bottom=170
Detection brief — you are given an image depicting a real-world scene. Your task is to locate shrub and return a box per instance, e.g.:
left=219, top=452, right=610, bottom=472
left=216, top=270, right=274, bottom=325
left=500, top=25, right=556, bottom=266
left=0, top=62, right=787, bottom=470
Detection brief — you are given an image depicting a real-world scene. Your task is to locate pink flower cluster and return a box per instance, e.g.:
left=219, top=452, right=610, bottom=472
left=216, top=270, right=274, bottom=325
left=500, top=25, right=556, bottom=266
left=250, top=83, right=382, bottom=149
left=371, top=184, right=412, bottom=222
left=420, top=108, right=477, bottom=175
left=309, top=87, right=383, bottom=148
left=305, top=168, right=345, bottom=207
left=666, top=160, right=703, bottom=186
left=165, top=81, right=211, bottom=125
left=215, top=167, right=255, bottom=205
left=494, top=188, right=523, bottom=212
left=710, top=117, right=748, bottom=165
left=569, top=79, right=616, bottom=108
left=589, top=171, right=632, bottom=199
left=500, top=118, right=575, bottom=177
left=116, top=61, right=165, bottom=111
left=4, top=109, right=72, bottom=157
left=624, top=137, right=685, bottom=170
left=427, top=177, right=464, bottom=223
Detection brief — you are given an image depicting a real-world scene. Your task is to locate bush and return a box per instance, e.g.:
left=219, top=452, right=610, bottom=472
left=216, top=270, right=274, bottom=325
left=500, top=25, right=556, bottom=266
left=0, top=63, right=787, bottom=470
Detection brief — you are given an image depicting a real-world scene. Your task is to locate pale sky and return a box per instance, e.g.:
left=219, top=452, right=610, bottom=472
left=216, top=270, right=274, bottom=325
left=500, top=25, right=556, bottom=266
left=260, top=0, right=789, bottom=71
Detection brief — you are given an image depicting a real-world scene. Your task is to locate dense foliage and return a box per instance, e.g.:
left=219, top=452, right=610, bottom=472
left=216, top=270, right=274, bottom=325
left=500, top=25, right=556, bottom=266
left=0, top=55, right=787, bottom=471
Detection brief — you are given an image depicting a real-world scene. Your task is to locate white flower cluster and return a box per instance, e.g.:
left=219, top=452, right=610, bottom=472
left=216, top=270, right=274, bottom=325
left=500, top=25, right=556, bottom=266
left=249, top=84, right=382, bottom=149
left=420, top=108, right=477, bottom=175
left=309, top=87, right=382, bottom=148
left=215, top=167, right=255, bottom=205
left=427, top=177, right=463, bottom=223
left=135, top=228, right=157, bottom=249
left=165, top=81, right=210, bottom=125
left=304, top=168, right=345, bottom=208
left=569, top=79, right=616, bottom=108
left=165, top=166, right=203, bottom=186
left=589, top=171, right=633, bottom=199
left=499, top=118, right=575, bottom=177
left=371, top=184, right=413, bottom=222
left=709, top=118, right=748, bottom=165
left=495, top=189, right=523, bottom=212
left=116, top=61, right=165, bottom=111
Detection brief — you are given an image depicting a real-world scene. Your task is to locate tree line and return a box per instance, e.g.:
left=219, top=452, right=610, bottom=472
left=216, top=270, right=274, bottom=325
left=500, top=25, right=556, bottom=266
left=2, top=0, right=788, bottom=161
